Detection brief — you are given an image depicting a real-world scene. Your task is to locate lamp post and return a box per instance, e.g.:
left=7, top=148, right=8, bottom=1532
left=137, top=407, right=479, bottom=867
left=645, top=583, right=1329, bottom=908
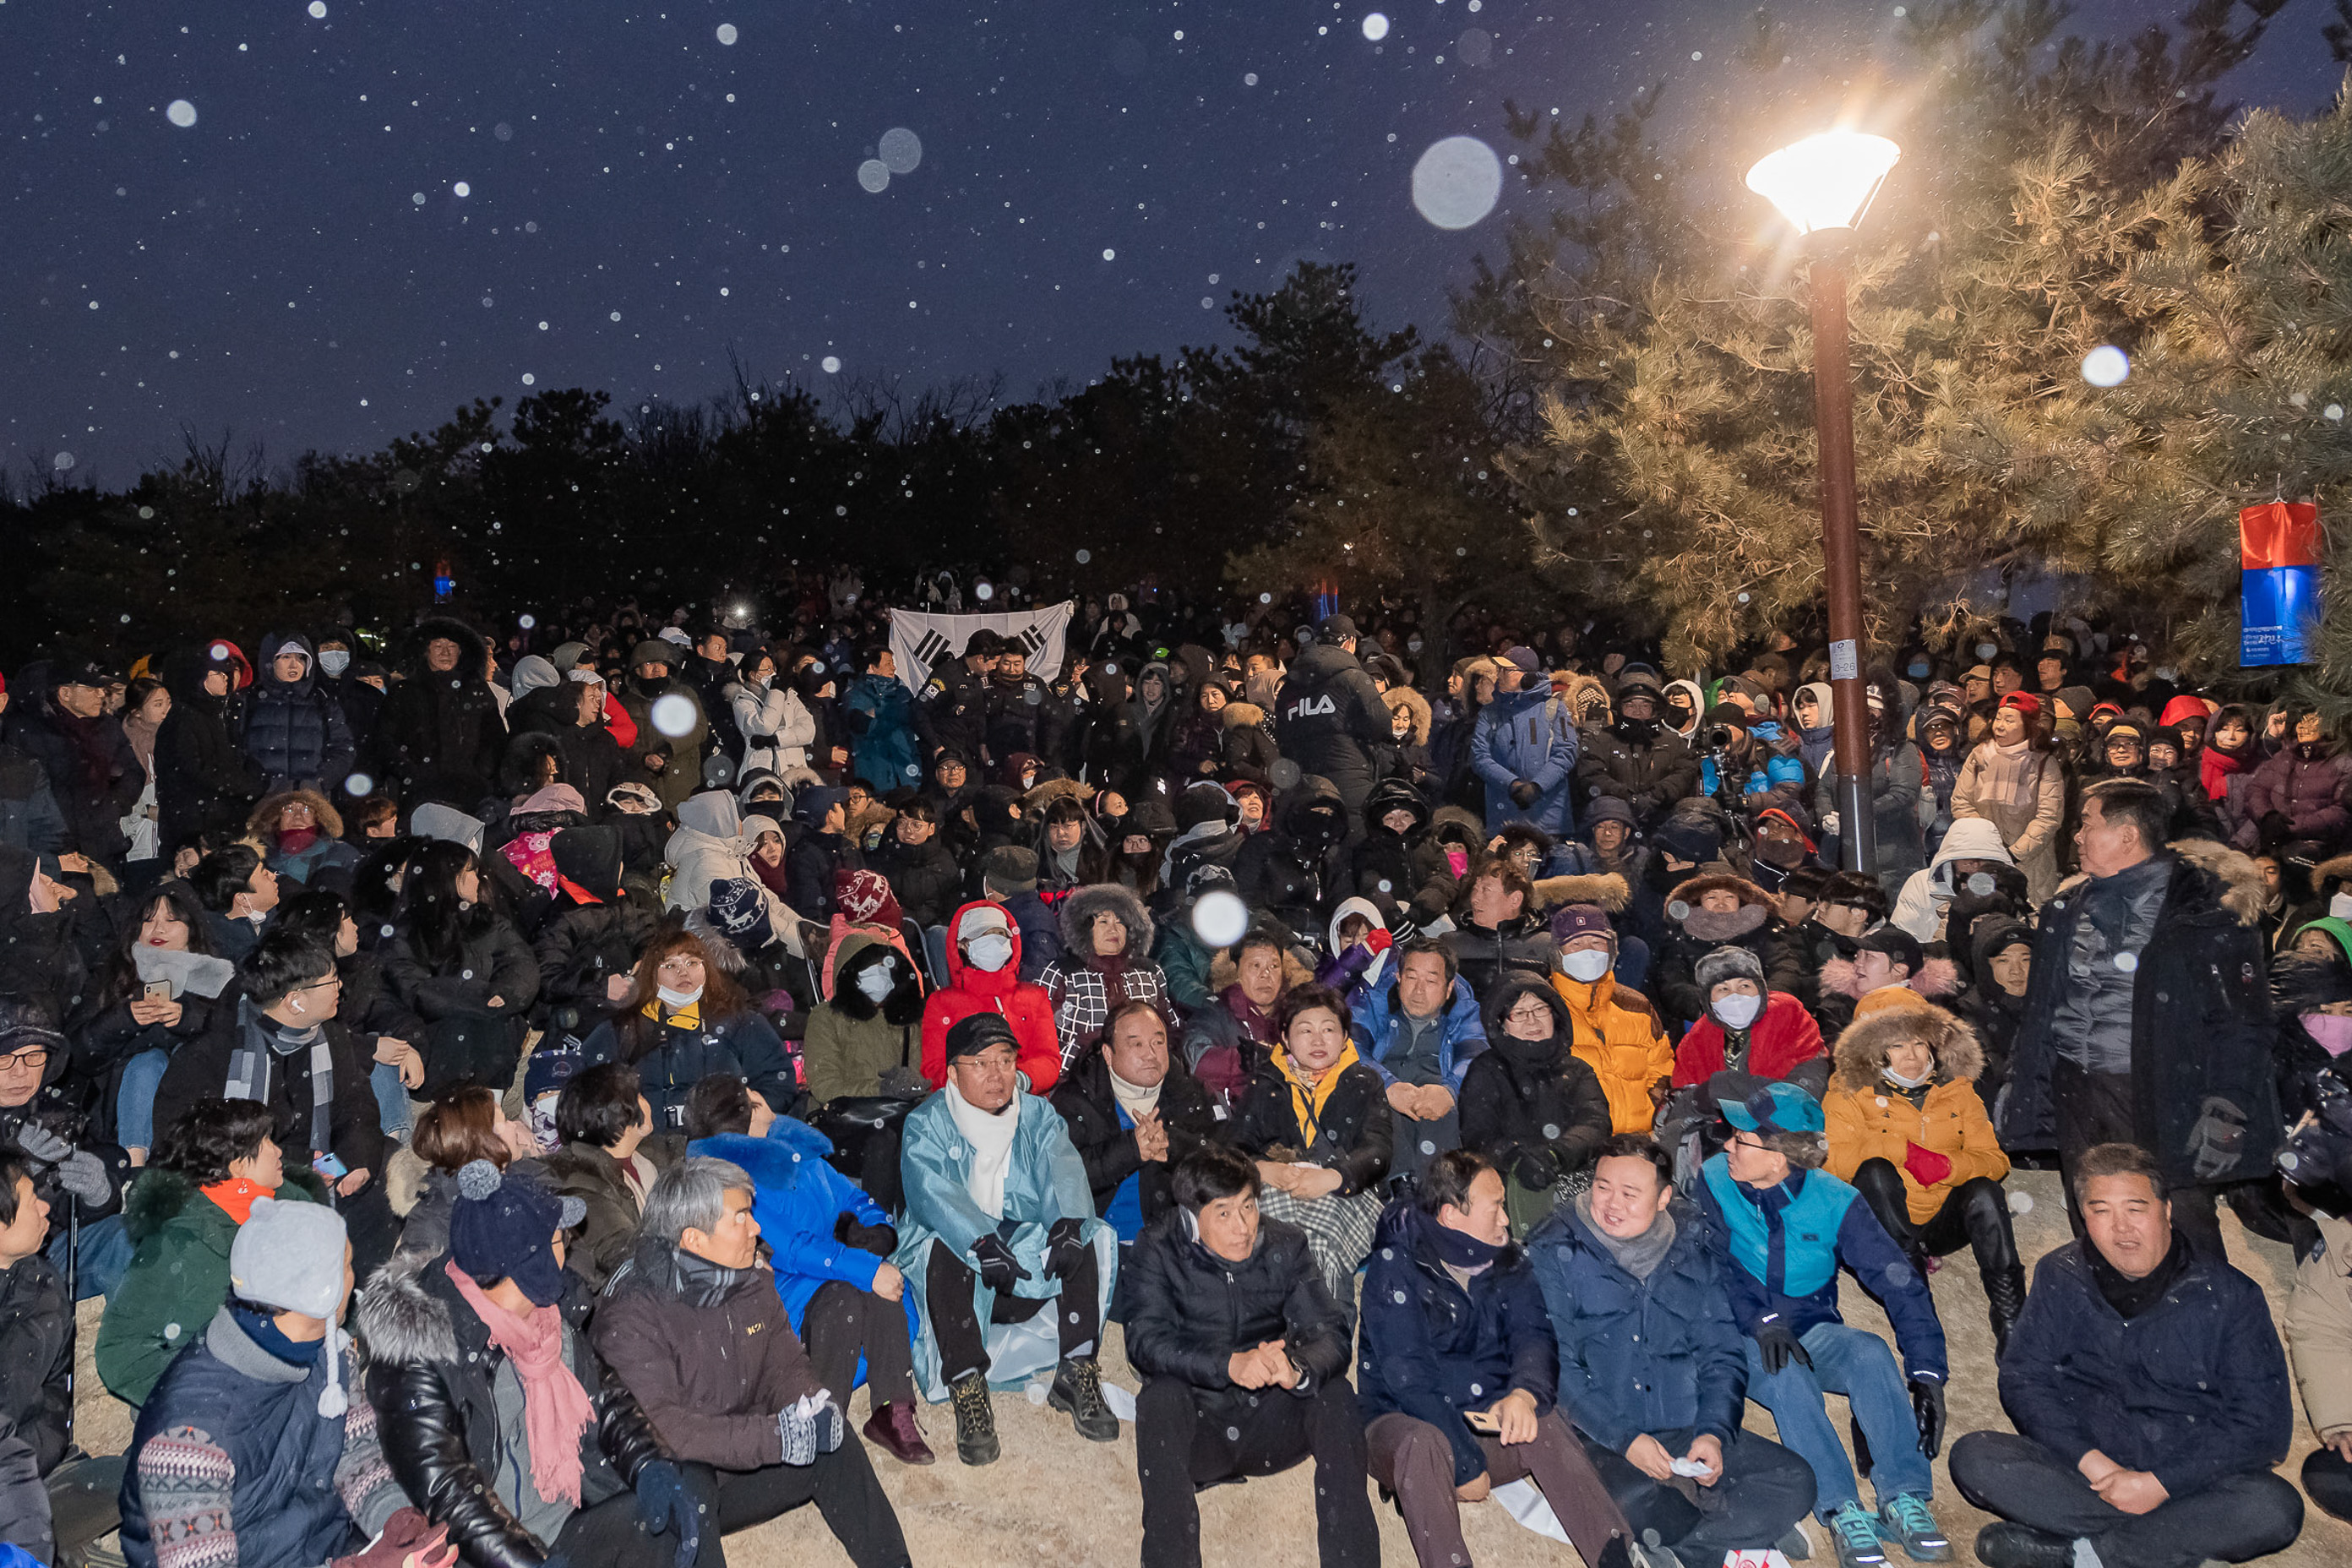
left=1745, top=130, right=1900, bottom=875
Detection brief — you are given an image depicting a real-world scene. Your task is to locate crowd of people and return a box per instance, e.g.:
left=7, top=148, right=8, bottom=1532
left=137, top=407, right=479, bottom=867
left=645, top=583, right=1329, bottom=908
left=1, top=574, right=2349, bottom=1568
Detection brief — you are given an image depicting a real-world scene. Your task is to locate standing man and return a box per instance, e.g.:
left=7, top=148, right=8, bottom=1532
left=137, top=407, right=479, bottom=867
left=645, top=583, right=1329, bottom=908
left=615, top=641, right=710, bottom=809
left=1998, top=778, right=2278, bottom=1251
left=1473, top=648, right=1580, bottom=837
left=919, top=630, right=1000, bottom=769
left=1949, top=1142, right=2305, bottom=1568
left=1273, top=616, right=1391, bottom=828
left=370, top=620, right=505, bottom=810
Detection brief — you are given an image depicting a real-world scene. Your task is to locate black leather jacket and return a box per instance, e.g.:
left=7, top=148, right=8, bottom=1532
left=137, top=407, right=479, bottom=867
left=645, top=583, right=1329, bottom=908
left=357, top=1250, right=670, bottom=1568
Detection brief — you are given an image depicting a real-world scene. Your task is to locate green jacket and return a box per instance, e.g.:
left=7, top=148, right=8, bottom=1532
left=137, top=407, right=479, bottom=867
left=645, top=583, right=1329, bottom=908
left=95, top=1165, right=324, bottom=1407
left=800, top=930, right=923, bottom=1104
left=1152, top=921, right=1216, bottom=1016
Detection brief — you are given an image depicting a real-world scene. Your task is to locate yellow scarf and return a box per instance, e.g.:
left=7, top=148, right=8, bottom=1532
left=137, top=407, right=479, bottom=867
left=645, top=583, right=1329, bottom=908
left=643, top=995, right=703, bottom=1032
left=1277, top=1043, right=1361, bottom=1148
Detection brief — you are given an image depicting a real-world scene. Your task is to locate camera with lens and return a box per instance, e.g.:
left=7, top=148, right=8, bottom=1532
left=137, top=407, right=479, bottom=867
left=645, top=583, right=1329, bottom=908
left=1702, top=724, right=1740, bottom=751
left=2277, top=1069, right=2352, bottom=1217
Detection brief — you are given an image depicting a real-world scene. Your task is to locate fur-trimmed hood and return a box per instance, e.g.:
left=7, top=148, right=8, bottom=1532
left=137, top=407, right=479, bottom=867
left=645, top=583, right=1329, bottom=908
left=1558, top=672, right=1614, bottom=727
left=1665, top=871, right=1774, bottom=912
left=1834, top=1004, right=1984, bottom=1089
left=355, top=1248, right=465, bottom=1365
left=1531, top=871, right=1630, bottom=913
left=1059, top=881, right=1155, bottom=956
left=1382, top=686, right=1431, bottom=746
left=246, top=787, right=345, bottom=842
left=1429, top=805, right=1484, bottom=847
left=402, top=616, right=490, bottom=682
left=1222, top=701, right=1267, bottom=730
left=1021, top=776, right=1092, bottom=816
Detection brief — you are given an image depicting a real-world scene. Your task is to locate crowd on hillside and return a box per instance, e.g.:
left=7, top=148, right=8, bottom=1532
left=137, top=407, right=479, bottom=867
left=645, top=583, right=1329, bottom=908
left=2, top=573, right=2351, bottom=1568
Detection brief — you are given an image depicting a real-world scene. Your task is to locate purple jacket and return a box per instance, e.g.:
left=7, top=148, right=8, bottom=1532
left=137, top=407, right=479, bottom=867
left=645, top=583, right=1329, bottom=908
left=2236, top=745, right=2352, bottom=850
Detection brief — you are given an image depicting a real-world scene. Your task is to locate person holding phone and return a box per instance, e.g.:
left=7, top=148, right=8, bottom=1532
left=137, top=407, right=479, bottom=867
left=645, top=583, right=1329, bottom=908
left=1360, top=1149, right=1648, bottom=1568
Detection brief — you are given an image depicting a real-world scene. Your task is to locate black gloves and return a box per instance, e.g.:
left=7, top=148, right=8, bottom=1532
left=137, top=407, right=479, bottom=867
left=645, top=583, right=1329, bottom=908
left=633, top=1460, right=701, bottom=1568
left=1045, top=1217, right=1089, bottom=1277
left=971, top=1233, right=1031, bottom=1293
left=1511, top=1148, right=1559, bottom=1193
left=1509, top=781, right=1541, bottom=808
left=833, top=1213, right=899, bottom=1258
left=1754, top=1324, right=1812, bottom=1375
left=1910, top=1378, right=1946, bottom=1460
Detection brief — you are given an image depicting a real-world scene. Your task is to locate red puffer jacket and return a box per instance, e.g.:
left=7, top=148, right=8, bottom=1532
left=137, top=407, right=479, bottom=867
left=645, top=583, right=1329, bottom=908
left=919, top=898, right=1061, bottom=1091
left=1671, top=990, right=1825, bottom=1086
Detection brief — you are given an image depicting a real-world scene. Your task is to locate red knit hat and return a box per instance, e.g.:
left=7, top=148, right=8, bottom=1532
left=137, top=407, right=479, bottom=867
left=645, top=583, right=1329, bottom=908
left=834, top=868, right=903, bottom=928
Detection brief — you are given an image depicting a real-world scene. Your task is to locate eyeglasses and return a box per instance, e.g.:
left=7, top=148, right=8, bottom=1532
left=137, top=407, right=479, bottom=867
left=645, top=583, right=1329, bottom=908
left=1505, top=1004, right=1552, bottom=1024
left=0, top=1047, right=52, bottom=1071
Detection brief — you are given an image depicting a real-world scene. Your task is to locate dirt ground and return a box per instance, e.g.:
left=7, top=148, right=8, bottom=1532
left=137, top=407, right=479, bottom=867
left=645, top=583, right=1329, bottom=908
left=69, top=1168, right=2352, bottom=1567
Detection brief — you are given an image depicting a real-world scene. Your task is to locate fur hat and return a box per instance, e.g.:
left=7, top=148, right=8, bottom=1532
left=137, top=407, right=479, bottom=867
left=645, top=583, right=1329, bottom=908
left=1694, top=945, right=1766, bottom=995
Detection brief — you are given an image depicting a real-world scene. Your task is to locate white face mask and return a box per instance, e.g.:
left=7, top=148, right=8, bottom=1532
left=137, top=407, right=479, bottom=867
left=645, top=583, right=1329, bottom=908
left=854, top=965, right=895, bottom=1003
left=1560, top=948, right=1612, bottom=983
left=656, top=982, right=704, bottom=1009
left=1711, top=993, right=1763, bottom=1031
left=318, top=650, right=351, bottom=678
left=1882, top=1063, right=1935, bottom=1090
left=966, top=933, right=1014, bottom=972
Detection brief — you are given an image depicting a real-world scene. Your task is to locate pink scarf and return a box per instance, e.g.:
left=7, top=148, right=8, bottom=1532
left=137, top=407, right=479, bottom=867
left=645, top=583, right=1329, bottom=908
left=443, top=1262, right=593, bottom=1508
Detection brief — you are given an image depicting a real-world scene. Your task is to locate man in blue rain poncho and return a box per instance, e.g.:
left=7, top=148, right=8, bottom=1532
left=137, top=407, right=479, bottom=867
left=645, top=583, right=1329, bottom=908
left=895, top=1010, right=1118, bottom=1467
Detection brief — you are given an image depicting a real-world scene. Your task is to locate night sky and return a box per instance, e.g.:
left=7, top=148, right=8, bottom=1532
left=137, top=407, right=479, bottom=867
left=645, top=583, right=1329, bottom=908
left=7, top=0, right=2344, bottom=485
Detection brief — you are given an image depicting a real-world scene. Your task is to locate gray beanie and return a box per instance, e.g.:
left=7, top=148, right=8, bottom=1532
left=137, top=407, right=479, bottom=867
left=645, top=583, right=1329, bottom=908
left=1693, top=945, right=1767, bottom=996
left=229, top=1197, right=351, bottom=1416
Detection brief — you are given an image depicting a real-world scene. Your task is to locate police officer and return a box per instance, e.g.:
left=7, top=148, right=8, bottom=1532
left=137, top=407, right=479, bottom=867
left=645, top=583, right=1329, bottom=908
left=984, top=645, right=1070, bottom=771
left=1271, top=614, right=1391, bottom=827
left=919, top=629, right=1001, bottom=765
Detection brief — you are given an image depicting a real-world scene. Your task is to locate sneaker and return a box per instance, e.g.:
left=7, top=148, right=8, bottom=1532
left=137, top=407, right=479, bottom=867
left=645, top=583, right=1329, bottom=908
left=1048, top=1356, right=1119, bottom=1442
left=1972, top=1522, right=2077, bottom=1568
left=862, top=1399, right=936, bottom=1466
left=1777, top=1522, right=1814, bottom=1561
left=1876, top=1493, right=1952, bottom=1562
left=948, top=1371, right=999, bottom=1466
left=1826, top=1501, right=1888, bottom=1568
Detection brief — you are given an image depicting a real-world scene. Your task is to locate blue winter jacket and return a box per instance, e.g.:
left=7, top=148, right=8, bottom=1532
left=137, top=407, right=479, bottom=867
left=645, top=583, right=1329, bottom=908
left=1358, top=1202, right=1559, bottom=1485
left=689, top=1123, right=921, bottom=1351
left=845, top=673, right=923, bottom=792
left=1351, top=972, right=1487, bottom=1092
left=1527, top=1199, right=1750, bottom=1453
left=2000, top=1239, right=2290, bottom=1499
left=1472, top=687, right=1580, bottom=836
left=1696, top=1155, right=1946, bottom=1382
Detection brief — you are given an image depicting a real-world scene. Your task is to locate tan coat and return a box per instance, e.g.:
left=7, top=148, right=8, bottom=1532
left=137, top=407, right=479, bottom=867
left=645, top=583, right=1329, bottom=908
left=1950, top=740, right=2066, bottom=901
left=1822, top=1006, right=2009, bottom=1223
left=2289, top=1211, right=2352, bottom=1441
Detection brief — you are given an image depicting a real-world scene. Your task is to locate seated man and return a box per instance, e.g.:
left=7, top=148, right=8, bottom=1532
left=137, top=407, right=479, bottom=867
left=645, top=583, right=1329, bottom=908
left=896, top=1012, right=1118, bottom=1466
left=0, top=994, right=130, bottom=1300
left=1951, top=1141, right=2305, bottom=1568
left=1360, top=1149, right=1645, bottom=1568
left=591, top=1157, right=912, bottom=1567
left=685, top=1075, right=934, bottom=1466
left=1049, top=999, right=1219, bottom=1250
left=120, top=1198, right=444, bottom=1568
left=0, top=1154, right=68, bottom=1564
left=1696, top=1081, right=1952, bottom=1568
left=1350, top=936, right=1485, bottom=1186
left=1530, top=1134, right=1817, bottom=1563
left=1124, top=1144, right=1377, bottom=1568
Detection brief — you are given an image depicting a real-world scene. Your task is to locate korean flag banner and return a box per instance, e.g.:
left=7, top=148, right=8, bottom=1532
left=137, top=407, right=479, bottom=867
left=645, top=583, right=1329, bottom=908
left=889, top=601, right=1075, bottom=693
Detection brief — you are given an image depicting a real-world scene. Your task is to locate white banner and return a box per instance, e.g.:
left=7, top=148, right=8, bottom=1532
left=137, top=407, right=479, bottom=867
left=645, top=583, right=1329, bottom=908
left=888, top=600, right=1075, bottom=693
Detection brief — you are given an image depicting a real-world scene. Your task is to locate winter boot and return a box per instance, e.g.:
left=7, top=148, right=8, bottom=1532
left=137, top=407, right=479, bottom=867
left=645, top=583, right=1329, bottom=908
left=1985, top=1263, right=2028, bottom=1359
left=948, top=1371, right=999, bottom=1466
left=1973, top=1522, right=2077, bottom=1568
left=1048, top=1356, right=1119, bottom=1441
left=863, top=1400, right=936, bottom=1466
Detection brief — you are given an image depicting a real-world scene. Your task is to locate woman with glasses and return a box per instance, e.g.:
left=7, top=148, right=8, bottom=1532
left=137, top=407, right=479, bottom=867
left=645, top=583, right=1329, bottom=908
left=1459, top=977, right=1613, bottom=1237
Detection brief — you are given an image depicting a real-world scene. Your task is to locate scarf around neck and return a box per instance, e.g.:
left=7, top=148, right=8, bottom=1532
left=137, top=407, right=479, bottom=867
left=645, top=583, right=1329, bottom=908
left=1576, top=1190, right=1677, bottom=1281
left=1107, top=1062, right=1164, bottom=1124
left=2086, top=1229, right=2191, bottom=1320
left=230, top=998, right=335, bottom=1158
left=1276, top=1044, right=1360, bottom=1152
left=945, top=1080, right=1022, bottom=1219
left=444, top=1261, right=594, bottom=1508
left=202, top=1176, right=275, bottom=1226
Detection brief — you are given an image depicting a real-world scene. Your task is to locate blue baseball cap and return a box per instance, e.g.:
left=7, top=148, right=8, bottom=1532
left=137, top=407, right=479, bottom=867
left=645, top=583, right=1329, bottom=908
left=1722, top=1080, right=1824, bottom=1136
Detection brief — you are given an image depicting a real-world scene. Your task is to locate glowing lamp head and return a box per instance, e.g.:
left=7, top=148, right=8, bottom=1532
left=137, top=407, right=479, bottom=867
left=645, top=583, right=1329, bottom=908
left=1745, top=131, right=1901, bottom=236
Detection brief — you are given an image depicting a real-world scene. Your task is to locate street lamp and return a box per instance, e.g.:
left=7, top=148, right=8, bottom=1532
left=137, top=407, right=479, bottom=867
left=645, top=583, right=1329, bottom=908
left=1745, top=130, right=1899, bottom=875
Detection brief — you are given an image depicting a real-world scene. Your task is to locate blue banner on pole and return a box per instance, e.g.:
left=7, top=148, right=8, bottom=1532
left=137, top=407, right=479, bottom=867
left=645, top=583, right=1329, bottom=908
left=2240, top=502, right=2322, bottom=667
